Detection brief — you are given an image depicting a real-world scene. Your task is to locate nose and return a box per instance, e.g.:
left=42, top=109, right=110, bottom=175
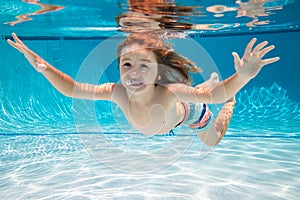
left=129, top=70, right=139, bottom=78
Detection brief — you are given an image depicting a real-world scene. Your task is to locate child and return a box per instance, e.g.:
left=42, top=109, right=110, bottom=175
left=7, top=33, right=279, bottom=146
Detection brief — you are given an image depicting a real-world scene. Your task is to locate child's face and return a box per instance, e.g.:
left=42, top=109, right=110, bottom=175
left=120, top=44, right=158, bottom=92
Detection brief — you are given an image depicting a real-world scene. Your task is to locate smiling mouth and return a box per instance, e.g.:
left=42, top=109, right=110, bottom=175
left=125, top=79, right=144, bottom=87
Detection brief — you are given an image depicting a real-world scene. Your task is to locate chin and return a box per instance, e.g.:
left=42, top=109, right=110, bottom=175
left=125, top=83, right=156, bottom=94
left=127, top=84, right=146, bottom=92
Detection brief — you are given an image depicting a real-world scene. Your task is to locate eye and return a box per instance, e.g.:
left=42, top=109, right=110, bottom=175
left=140, top=64, right=149, bottom=69
left=124, top=22, right=132, bottom=26
left=140, top=22, right=149, bottom=28
left=122, top=62, right=131, bottom=69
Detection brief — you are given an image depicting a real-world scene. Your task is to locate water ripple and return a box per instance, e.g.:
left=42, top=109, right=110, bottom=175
left=0, top=134, right=299, bottom=199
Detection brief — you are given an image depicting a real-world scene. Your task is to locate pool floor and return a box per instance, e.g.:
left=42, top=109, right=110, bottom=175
left=1, top=132, right=299, bottom=200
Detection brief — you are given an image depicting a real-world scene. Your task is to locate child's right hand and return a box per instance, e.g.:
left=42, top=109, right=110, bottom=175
left=7, top=33, right=47, bottom=72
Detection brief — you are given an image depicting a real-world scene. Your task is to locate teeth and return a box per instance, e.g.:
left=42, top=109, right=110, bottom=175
left=126, top=80, right=132, bottom=86
left=126, top=79, right=142, bottom=86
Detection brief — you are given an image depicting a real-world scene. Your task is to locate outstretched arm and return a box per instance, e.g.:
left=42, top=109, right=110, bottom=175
left=7, top=33, right=114, bottom=100
left=169, top=38, right=280, bottom=104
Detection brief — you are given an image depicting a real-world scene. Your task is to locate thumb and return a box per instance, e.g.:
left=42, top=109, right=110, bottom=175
left=232, top=52, right=241, bottom=69
left=232, top=52, right=240, bottom=64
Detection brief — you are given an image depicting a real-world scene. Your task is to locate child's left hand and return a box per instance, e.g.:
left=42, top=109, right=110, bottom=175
left=232, top=38, right=280, bottom=80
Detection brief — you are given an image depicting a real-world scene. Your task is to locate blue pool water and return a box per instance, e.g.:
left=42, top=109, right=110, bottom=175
left=1, top=1, right=300, bottom=199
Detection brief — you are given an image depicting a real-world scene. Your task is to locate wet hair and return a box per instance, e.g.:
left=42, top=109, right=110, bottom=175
left=117, top=33, right=202, bottom=85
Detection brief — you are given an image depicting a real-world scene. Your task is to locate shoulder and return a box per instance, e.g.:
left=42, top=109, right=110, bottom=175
left=164, top=83, right=194, bottom=93
left=158, top=83, right=195, bottom=99
left=163, top=83, right=211, bottom=103
left=108, top=84, right=128, bottom=104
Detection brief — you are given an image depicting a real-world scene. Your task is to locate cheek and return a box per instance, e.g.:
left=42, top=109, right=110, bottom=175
left=119, top=71, right=126, bottom=84
left=144, top=69, right=158, bottom=82
left=119, top=67, right=130, bottom=77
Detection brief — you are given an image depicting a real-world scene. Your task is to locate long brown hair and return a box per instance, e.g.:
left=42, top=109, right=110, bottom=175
left=117, top=33, right=202, bottom=85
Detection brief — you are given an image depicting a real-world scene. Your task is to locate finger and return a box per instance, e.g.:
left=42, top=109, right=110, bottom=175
left=7, top=39, right=22, bottom=50
left=7, top=39, right=14, bottom=46
left=243, top=38, right=257, bottom=58
left=7, top=39, right=28, bottom=54
left=12, top=33, right=26, bottom=46
left=259, top=45, right=275, bottom=58
left=262, top=57, right=280, bottom=66
left=232, top=52, right=241, bottom=66
left=252, top=41, right=268, bottom=55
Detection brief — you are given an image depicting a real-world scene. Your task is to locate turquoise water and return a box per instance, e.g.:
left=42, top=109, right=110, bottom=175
left=1, top=1, right=300, bottom=199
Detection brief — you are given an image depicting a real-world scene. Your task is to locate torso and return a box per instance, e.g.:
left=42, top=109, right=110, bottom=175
left=112, top=84, right=185, bottom=135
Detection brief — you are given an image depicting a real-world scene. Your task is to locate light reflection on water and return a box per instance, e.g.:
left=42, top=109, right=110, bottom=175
left=1, top=0, right=299, bottom=199
left=0, top=134, right=299, bottom=199
left=117, top=0, right=287, bottom=33
left=2, top=0, right=297, bottom=36
left=1, top=81, right=298, bottom=198
left=4, top=0, right=64, bottom=27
